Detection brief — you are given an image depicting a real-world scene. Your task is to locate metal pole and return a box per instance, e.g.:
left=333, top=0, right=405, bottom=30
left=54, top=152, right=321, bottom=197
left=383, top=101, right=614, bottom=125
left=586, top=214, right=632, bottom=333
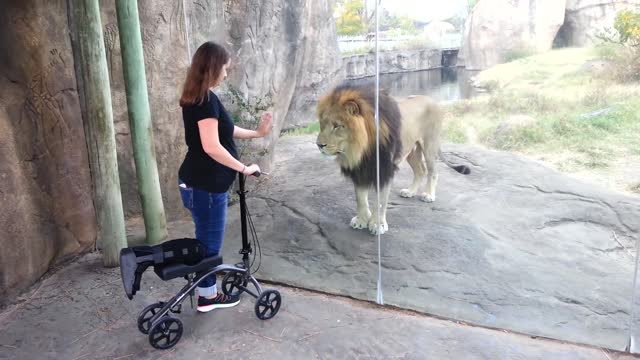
left=375, top=0, right=384, bottom=306
left=115, top=0, right=168, bottom=245
left=71, top=0, right=127, bottom=266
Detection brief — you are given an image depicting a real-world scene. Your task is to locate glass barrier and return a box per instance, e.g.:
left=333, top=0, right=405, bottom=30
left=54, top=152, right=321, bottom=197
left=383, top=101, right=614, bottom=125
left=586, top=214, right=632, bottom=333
left=177, top=0, right=388, bottom=305
left=629, top=240, right=640, bottom=353
left=372, top=0, right=639, bottom=352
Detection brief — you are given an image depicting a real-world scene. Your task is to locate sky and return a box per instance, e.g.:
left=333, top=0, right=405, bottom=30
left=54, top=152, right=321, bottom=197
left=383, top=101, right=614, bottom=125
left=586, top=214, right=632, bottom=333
left=369, top=0, right=470, bottom=22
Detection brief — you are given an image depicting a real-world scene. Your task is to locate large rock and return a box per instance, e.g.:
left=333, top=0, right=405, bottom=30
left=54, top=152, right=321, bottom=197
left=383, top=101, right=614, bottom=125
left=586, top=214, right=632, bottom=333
left=182, top=0, right=343, bottom=172
left=459, top=0, right=567, bottom=70
left=283, top=0, right=345, bottom=129
left=557, top=0, right=640, bottom=47
left=0, top=1, right=97, bottom=304
left=98, top=0, right=342, bottom=219
left=221, top=135, right=640, bottom=350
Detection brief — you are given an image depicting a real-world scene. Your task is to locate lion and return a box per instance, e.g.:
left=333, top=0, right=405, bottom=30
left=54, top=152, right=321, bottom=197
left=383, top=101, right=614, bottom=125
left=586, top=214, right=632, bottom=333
left=315, top=82, right=470, bottom=235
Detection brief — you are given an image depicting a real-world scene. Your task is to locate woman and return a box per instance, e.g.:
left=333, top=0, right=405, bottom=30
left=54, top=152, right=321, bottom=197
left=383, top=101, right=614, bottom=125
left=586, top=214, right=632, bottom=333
left=178, top=41, right=272, bottom=313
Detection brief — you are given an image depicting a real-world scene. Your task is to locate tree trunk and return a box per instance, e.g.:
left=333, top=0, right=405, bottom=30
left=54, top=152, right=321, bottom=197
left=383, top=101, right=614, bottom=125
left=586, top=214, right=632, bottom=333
left=115, top=0, right=168, bottom=245
left=69, top=0, right=127, bottom=267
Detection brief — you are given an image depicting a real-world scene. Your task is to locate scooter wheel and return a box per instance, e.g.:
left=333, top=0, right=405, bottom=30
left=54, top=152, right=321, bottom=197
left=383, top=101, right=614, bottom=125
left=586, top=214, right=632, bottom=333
left=255, top=289, right=282, bottom=320
left=148, top=316, right=183, bottom=350
left=222, top=271, right=246, bottom=297
left=137, top=302, right=164, bottom=334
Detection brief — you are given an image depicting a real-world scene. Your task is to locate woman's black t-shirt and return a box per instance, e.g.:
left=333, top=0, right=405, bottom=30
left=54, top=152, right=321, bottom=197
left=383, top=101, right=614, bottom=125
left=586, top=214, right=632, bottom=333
left=178, top=90, right=238, bottom=193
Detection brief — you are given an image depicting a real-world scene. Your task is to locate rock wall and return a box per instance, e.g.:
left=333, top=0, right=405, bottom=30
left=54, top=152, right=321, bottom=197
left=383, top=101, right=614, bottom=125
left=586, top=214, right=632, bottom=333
left=95, top=0, right=343, bottom=219
left=0, top=0, right=342, bottom=303
left=97, top=1, right=192, bottom=221
left=459, top=0, right=567, bottom=70
left=558, top=0, right=640, bottom=47
left=284, top=0, right=345, bottom=129
left=0, top=0, right=97, bottom=304
left=183, top=0, right=343, bottom=168
left=343, top=49, right=443, bottom=79
left=460, top=0, right=640, bottom=70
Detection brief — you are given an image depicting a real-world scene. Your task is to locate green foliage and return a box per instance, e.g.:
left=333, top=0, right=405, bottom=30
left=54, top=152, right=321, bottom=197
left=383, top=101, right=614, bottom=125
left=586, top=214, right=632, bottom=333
left=614, top=9, right=640, bottom=46
left=485, top=99, right=640, bottom=169
left=226, top=86, right=272, bottom=128
left=597, top=10, right=640, bottom=45
left=224, top=85, right=273, bottom=162
left=444, top=46, right=640, bottom=193
left=378, top=8, right=398, bottom=31
left=503, top=47, right=536, bottom=62
left=594, top=42, right=620, bottom=60
left=223, top=86, right=274, bottom=204
left=595, top=9, right=640, bottom=82
left=444, top=120, right=469, bottom=143
left=614, top=9, right=640, bottom=82
left=335, top=0, right=366, bottom=36
left=340, top=46, right=374, bottom=56
left=282, top=122, right=321, bottom=137
left=392, top=37, right=436, bottom=51
left=375, top=8, right=419, bottom=34
left=398, top=17, right=419, bottom=35
left=334, top=0, right=419, bottom=36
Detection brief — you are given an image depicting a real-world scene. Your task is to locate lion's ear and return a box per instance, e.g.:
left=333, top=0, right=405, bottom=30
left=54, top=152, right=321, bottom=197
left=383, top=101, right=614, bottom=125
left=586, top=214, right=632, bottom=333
left=344, top=100, right=360, bottom=116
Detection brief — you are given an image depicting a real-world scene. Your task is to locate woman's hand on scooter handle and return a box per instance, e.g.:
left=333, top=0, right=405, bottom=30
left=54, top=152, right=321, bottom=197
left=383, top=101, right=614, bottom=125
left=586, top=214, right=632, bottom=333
left=242, top=164, right=261, bottom=177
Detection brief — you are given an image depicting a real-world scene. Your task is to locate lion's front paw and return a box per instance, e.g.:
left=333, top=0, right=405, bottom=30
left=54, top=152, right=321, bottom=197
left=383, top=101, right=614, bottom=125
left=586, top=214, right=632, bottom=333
left=400, top=188, right=415, bottom=198
left=419, top=192, right=436, bottom=203
left=368, top=218, right=389, bottom=235
left=350, top=215, right=370, bottom=230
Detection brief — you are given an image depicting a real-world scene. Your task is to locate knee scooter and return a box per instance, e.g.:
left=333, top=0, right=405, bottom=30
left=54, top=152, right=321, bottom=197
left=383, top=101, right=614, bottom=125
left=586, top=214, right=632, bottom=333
left=119, top=170, right=281, bottom=350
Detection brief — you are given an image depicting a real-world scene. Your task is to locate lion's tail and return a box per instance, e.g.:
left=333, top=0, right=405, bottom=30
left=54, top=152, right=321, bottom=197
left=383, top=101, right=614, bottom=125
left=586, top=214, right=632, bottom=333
left=438, top=149, right=471, bottom=175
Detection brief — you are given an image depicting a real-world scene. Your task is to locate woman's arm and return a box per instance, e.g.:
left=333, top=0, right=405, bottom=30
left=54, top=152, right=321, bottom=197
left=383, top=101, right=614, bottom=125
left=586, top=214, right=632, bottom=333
left=233, top=126, right=260, bottom=139
left=198, top=118, right=246, bottom=173
left=233, top=112, right=273, bottom=139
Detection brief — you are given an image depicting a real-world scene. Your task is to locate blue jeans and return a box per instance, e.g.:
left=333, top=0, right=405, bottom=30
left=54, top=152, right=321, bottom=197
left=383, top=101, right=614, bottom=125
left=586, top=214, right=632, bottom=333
left=178, top=179, right=227, bottom=297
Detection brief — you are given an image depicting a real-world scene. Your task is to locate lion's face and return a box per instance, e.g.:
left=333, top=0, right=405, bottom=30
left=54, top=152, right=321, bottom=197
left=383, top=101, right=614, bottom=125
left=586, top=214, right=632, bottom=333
left=316, top=94, right=373, bottom=170
left=316, top=106, right=351, bottom=157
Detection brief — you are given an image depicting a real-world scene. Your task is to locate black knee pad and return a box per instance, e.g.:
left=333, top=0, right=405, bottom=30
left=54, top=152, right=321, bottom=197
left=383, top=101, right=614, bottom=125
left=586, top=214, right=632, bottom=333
left=157, top=238, right=207, bottom=266
left=119, top=238, right=207, bottom=299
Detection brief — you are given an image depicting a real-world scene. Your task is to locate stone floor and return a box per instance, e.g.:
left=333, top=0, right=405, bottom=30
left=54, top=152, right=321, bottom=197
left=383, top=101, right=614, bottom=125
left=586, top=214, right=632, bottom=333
left=0, top=252, right=638, bottom=360
left=174, top=135, right=640, bottom=350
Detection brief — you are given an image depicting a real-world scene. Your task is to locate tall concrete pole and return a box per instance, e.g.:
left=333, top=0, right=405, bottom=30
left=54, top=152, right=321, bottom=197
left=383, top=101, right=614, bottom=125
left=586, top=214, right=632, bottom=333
left=115, top=0, right=168, bottom=244
left=71, top=0, right=127, bottom=266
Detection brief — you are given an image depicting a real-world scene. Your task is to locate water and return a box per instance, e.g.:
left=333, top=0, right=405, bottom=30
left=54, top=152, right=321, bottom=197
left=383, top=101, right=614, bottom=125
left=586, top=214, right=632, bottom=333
left=348, top=67, right=480, bottom=103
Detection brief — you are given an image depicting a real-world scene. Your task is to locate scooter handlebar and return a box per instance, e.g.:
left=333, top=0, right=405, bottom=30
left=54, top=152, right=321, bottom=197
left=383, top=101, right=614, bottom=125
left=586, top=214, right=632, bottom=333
left=240, top=164, right=262, bottom=177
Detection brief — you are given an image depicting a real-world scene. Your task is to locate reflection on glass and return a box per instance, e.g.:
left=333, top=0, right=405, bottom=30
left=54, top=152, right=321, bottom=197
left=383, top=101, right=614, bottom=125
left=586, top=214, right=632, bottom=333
left=210, top=0, right=388, bottom=309
left=372, top=0, right=640, bottom=353
left=629, top=240, right=640, bottom=353
left=350, top=67, right=472, bottom=102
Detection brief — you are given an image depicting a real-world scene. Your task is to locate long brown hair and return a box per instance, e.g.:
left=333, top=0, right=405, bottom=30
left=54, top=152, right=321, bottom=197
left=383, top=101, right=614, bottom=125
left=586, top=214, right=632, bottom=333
left=179, top=41, right=230, bottom=106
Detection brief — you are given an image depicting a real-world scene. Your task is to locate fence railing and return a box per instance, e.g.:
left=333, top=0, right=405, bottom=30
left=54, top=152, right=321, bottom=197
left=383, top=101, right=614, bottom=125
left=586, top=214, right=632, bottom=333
left=338, top=33, right=462, bottom=53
